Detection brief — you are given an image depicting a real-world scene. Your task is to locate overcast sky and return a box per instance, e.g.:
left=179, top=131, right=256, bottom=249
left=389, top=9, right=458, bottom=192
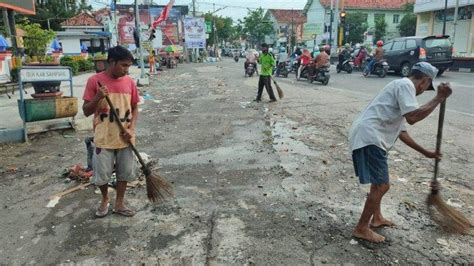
left=91, top=0, right=308, bottom=21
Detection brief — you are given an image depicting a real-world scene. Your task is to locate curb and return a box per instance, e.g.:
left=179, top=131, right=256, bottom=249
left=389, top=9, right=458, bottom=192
left=448, top=67, right=474, bottom=73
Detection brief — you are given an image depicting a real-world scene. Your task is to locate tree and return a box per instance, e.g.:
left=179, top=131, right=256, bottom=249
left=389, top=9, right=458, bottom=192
left=20, top=20, right=56, bottom=60
left=24, top=0, right=92, bottom=31
left=398, top=3, right=417, bottom=36
left=345, top=12, right=368, bottom=44
left=241, top=8, right=274, bottom=47
left=374, top=17, right=387, bottom=41
left=203, top=13, right=236, bottom=47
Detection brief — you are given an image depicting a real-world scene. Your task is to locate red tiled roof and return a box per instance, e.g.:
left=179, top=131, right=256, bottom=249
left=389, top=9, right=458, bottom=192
left=268, top=9, right=307, bottom=24
left=319, top=0, right=414, bottom=10
left=61, top=11, right=102, bottom=27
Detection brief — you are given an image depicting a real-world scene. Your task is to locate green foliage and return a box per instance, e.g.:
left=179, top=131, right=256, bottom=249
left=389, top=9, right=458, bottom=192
left=20, top=21, right=56, bottom=58
left=402, top=3, right=415, bottom=12
left=374, top=17, right=387, bottom=41
left=61, top=60, right=79, bottom=75
left=203, top=14, right=236, bottom=46
left=60, top=56, right=74, bottom=64
left=398, top=14, right=417, bottom=37
left=346, top=12, right=368, bottom=44
left=241, top=8, right=274, bottom=46
left=24, top=0, right=92, bottom=31
left=77, top=58, right=94, bottom=72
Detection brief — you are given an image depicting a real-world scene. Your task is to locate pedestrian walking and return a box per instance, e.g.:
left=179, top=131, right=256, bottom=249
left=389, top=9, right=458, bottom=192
left=349, top=62, right=452, bottom=243
left=255, top=43, right=277, bottom=102
left=82, top=46, right=140, bottom=218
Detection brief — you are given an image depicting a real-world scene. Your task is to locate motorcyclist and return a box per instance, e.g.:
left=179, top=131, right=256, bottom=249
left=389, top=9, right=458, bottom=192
left=354, top=44, right=367, bottom=68
left=310, top=45, right=330, bottom=78
left=367, top=40, right=384, bottom=73
left=297, top=49, right=312, bottom=80
left=244, top=49, right=258, bottom=74
left=276, top=47, right=288, bottom=76
left=338, top=43, right=352, bottom=69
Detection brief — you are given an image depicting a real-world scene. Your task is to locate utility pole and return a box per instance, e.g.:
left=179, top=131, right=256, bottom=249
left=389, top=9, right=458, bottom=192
left=192, top=0, right=196, bottom=16
left=329, top=0, right=334, bottom=49
left=192, top=0, right=197, bottom=62
left=135, top=0, right=146, bottom=84
left=451, top=0, right=460, bottom=47
left=442, top=0, right=448, bottom=36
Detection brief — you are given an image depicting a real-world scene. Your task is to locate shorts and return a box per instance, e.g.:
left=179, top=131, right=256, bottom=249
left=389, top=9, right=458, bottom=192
left=92, top=146, right=136, bottom=186
left=352, top=145, right=389, bottom=185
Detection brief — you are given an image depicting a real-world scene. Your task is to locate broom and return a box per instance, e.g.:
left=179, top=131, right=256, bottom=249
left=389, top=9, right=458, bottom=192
left=427, top=100, right=472, bottom=234
left=271, top=77, right=284, bottom=100
left=100, top=85, right=173, bottom=203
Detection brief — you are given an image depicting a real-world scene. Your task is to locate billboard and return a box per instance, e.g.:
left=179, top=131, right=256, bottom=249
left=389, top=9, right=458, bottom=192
left=0, top=0, right=35, bottom=15
left=184, top=17, right=206, bottom=48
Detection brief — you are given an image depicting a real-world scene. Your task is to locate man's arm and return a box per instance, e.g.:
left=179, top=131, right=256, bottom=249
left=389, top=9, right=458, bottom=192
left=399, top=131, right=440, bottom=159
left=82, top=85, right=108, bottom=117
left=404, top=83, right=452, bottom=125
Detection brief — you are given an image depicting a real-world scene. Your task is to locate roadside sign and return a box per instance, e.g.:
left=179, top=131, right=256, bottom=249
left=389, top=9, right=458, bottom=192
left=20, top=67, right=71, bottom=82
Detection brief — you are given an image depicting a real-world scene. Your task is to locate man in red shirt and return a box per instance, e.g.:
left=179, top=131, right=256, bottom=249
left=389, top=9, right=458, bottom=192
left=82, top=46, right=139, bottom=218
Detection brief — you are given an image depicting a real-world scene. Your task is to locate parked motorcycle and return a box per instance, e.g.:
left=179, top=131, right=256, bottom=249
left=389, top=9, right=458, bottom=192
left=336, top=58, right=353, bottom=73
left=308, top=66, right=330, bottom=85
left=363, top=56, right=388, bottom=78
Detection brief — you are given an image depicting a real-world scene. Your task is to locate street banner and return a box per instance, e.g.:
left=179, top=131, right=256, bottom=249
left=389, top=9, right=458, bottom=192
left=184, top=17, right=206, bottom=48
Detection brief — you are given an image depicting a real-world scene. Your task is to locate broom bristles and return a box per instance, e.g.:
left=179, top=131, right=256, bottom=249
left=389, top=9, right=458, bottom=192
left=272, top=79, right=284, bottom=99
left=145, top=172, right=174, bottom=203
left=427, top=194, right=473, bottom=234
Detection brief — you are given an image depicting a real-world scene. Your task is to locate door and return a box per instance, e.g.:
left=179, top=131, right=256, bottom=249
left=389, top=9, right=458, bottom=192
left=382, top=41, right=394, bottom=68
left=390, top=40, right=406, bottom=68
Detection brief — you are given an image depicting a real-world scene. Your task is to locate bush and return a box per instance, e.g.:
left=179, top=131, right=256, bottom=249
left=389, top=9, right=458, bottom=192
left=77, top=59, right=94, bottom=72
left=60, top=60, right=79, bottom=75
left=60, top=56, right=74, bottom=65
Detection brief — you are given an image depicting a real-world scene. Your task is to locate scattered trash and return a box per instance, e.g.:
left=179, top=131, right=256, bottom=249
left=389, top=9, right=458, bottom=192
left=394, top=159, right=404, bottom=162
left=6, top=167, right=17, bottom=174
left=396, top=177, right=408, bottom=183
left=338, top=179, right=346, bottom=183
left=436, top=238, right=449, bottom=246
left=153, top=100, right=161, bottom=104
left=46, top=197, right=60, bottom=208
left=62, top=164, right=93, bottom=183
left=142, top=94, right=154, bottom=100
left=446, top=198, right=464, bottom=208
left=350, top=239, right=358, bottom=245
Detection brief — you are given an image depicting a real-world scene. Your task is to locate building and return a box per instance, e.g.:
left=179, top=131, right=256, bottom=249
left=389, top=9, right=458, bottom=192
left=303, top=0, right=414, bottom=48
left=57, top=11, right=111, bottom=56
left=415, top=0, right=473, bottom=55
left=264, top=9, right=307, bottom=49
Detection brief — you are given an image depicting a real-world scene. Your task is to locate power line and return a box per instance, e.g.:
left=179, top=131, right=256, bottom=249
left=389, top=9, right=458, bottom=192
left=196, top=1, right=262, bottom=10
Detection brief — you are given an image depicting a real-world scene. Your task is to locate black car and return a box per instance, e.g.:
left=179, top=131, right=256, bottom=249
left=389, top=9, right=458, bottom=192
left=383, top=35, right=453, bottom=77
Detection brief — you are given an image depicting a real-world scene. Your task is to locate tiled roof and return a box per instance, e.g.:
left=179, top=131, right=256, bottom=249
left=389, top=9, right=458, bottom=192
left=268, top=9, right=307, bottom=24
left=319, top=0, right=415, bottom=10
left=61, top=11, right=103, bottom=27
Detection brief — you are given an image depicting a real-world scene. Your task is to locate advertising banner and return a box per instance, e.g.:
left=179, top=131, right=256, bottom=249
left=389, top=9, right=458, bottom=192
left=184, top=17, right=206, bottom=48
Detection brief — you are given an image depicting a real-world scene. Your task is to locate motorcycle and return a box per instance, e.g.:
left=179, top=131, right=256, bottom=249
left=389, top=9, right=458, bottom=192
left=308, top=66, right=330, bottom=85
left=276, top=61, right=289, bottom=78
left=352, top=55, right=367, bottom=71
left=363, top=56, right=388, bottom=78
left=245, top=63, right=256, bottom=77
left=336, top=58, right=353, bottom=73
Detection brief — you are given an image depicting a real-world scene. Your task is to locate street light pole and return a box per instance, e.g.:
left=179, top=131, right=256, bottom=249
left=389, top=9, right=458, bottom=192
left=135, top=0, right=146, bottom=82
left=442, top=0, right=448, bottom=35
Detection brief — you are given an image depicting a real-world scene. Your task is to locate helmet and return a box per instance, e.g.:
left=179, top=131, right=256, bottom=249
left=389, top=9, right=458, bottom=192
left=376, top=40, right=383, bottom=47
left=345, top=43, right=350, bottom=49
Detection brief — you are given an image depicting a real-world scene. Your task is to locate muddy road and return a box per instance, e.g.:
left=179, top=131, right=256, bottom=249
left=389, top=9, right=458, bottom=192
left=0, top=59, right=472, bottom=264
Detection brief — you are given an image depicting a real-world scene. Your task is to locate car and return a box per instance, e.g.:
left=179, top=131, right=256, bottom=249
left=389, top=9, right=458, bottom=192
left=382, top=35, right=453, bottom=77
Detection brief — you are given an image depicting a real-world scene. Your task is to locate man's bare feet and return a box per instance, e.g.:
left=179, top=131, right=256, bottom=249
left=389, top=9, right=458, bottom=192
left=353, top=228, right=385, bottom=243
left=370, top=217, right=396, bottom=228
left=99, top=196, right=109, bottom=211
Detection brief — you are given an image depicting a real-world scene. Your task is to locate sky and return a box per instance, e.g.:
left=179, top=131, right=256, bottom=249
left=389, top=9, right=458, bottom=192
left=90, top=0, right=308, bottom=21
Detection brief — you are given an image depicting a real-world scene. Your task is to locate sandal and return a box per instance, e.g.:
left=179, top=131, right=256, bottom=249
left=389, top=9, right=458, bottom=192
left=95, top=203, right=110, bottom=218
left=112, top=208, right=136, bottom=217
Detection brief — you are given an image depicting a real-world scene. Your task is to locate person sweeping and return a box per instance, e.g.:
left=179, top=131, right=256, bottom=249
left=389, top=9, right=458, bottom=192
left=82, top=46, right=140, bottom=218
left=348, top=62, right=452, bottom=243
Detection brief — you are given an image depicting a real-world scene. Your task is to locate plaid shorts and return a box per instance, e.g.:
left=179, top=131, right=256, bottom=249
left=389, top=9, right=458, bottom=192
left=352, top=145, right=389, bottom=185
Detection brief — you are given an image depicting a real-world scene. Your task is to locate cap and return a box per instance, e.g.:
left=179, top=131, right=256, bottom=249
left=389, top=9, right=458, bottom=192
left=411, top=62, right=439, bottom=90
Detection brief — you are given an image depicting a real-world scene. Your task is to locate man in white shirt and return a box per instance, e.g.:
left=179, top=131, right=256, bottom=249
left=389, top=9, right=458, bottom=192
left=349, top=62, right=452, bottom=243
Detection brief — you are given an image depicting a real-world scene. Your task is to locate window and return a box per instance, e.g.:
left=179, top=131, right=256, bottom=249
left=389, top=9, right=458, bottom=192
left=424, top=38, right=451, bottom=48
left=393, top=14, right=400, bottom=24
left=374, top=13, right=385, bottom=22
left=392, top=41, right=405, bottom=51
left=405, top=39, right=417, bottom=49
left=383, top=41, right=393, bottom=51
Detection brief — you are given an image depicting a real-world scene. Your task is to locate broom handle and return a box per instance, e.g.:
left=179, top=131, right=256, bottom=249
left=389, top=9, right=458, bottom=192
left=104, top=95, right=149, bottom=170
left=433, top=100, right=446, bottom=182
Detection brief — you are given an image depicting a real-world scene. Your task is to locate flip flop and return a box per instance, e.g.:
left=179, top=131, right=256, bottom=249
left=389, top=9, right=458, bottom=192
left=112, top=208, right=136, bottom=217
left=95, top=203, right=110, bottom=218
